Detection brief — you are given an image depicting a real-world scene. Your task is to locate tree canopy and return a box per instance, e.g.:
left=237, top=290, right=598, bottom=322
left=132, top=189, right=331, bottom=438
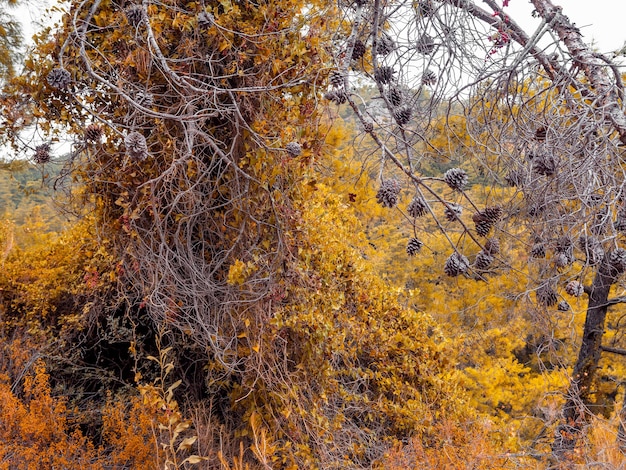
left=325, top=0, right=626, bottom=456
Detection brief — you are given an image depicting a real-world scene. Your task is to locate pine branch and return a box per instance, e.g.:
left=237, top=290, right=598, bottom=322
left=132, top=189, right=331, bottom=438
left=601, top=345, right=626, bottom=356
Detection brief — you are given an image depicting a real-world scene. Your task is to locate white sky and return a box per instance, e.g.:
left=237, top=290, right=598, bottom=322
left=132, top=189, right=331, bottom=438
left=14, top=0, right=62, bottom=43
left=504, top=0, right=626, bottom=55
left=13, top=1, right=626, bottom=55
left=9, top=0, right=626, bottom=50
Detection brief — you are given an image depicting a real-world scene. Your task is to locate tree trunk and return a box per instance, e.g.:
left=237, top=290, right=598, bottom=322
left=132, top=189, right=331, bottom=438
left=553, top=255, right=616, bottom=454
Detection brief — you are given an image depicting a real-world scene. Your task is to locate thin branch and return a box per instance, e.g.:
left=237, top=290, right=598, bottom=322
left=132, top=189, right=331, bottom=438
left=607, top=296, right=626, bottom=306
left=601, top=345, right=626, bottom=357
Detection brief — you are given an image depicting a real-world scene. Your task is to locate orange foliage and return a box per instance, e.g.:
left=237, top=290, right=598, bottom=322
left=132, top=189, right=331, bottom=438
left=0, top=360, right=100, bottom=470
left=0, top=344, right=207, bottom=469
left=0, top=331, right=209, bottom=470
left=102, top=393, right=160, bottom=470
left=382, top=419, right=532, bottom=469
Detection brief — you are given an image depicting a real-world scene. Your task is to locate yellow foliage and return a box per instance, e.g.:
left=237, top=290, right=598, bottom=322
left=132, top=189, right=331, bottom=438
left=0, top=0, right=587, bottom=467
left=0, top=214, right=114, bottom=339
left=244, top=174, right=476, bottom=467
left=318, top=116, right=581, bottom=455
left=227, top=259, right=258, bottom=286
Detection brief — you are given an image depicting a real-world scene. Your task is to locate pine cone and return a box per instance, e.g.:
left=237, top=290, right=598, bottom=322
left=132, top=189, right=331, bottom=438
left=351, top=40, right=367, bottom=60
left=33, top=143, right=51, bottom=164
left=387, top=87, right=403, bottom=106
left=474, top=219, right=491, bottom=237
left=533, top=154, right=556, bottom=176
left=407, top=196, right=427, bottom=218
left=555, top=236, right=573, bottom=253
left=558, top=300, right=570, bottom=311
left=125, top=131, right=148, bottom=160
left=536, top=283, right=558, bottom=307
left=578, top=235, right=603, bottom=265
left=84, top=124, right=103, bottom=143
left=393, top=105, right=412, bottom=126
left=535, top=127, right=547, bottom=141
left=329, top=70, right=344, bottom=87
left=484, top=238, right=500, bottom=255
left=422, top=69, right=437, bottom=86
left=47, top=67, right=71, bottom=90
left=375, top=36, right=395, bottom=56
left=125, top=6, right=145, bottom=27
left=473, top=206, right=502, bottom=237
left=554, top=253, right=570, bottom=269
left=376, top=179, right=401, bottom=208
left=324, top=90, right=347, bottom=104
left=417, top=34, right=436, bottom=54
left=444, top=203, right=462, bottom=221
left=610, top=248, right=626, bottom=275
left=444, top=168, right=468, bottom=191
left=474, top=251, right=494, bottom=270
left=406, top=237, right=423, bottom=256
left=285, top=142, right=302, bottom=157
left=374, top=66, right=395, bottom=84
left=444, top=252, right=469, bottom=277
left=483, top=206, right=503, bottom=223
left=565, top=280, right=584, bottom=297
left=135, top=91, right=154, bottom=108
left=530, top=243, right=546, bottom=259
left=555, top=236, right=574, bottom=265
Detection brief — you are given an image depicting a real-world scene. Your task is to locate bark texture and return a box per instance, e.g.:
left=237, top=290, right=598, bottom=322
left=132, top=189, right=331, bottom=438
left=553, top=255, right=617, bottom=453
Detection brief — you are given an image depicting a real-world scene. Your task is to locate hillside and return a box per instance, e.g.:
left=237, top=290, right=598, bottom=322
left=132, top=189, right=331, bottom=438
left=0, top=158, right=68, bottom=237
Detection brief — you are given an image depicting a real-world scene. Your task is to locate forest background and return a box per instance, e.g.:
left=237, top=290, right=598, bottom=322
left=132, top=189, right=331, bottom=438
left=2, top=0, right=626, bottom=469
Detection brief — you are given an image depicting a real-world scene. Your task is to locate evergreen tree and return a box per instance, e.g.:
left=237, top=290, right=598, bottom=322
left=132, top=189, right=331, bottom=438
left=332, top=0, right=626, bottom=458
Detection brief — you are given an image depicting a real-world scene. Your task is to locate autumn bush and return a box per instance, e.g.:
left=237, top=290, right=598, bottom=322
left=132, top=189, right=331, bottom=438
left=0, top=134, right=511, bottom=469
left=224, top=176, right=472, bottom=466
left=0, top=351, right=101, bottom=470
left=0, top=337, right=212, bottom=469
left=382, top=419, right=524, bottom=470
left=0, top=0, right=487, bottom=466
